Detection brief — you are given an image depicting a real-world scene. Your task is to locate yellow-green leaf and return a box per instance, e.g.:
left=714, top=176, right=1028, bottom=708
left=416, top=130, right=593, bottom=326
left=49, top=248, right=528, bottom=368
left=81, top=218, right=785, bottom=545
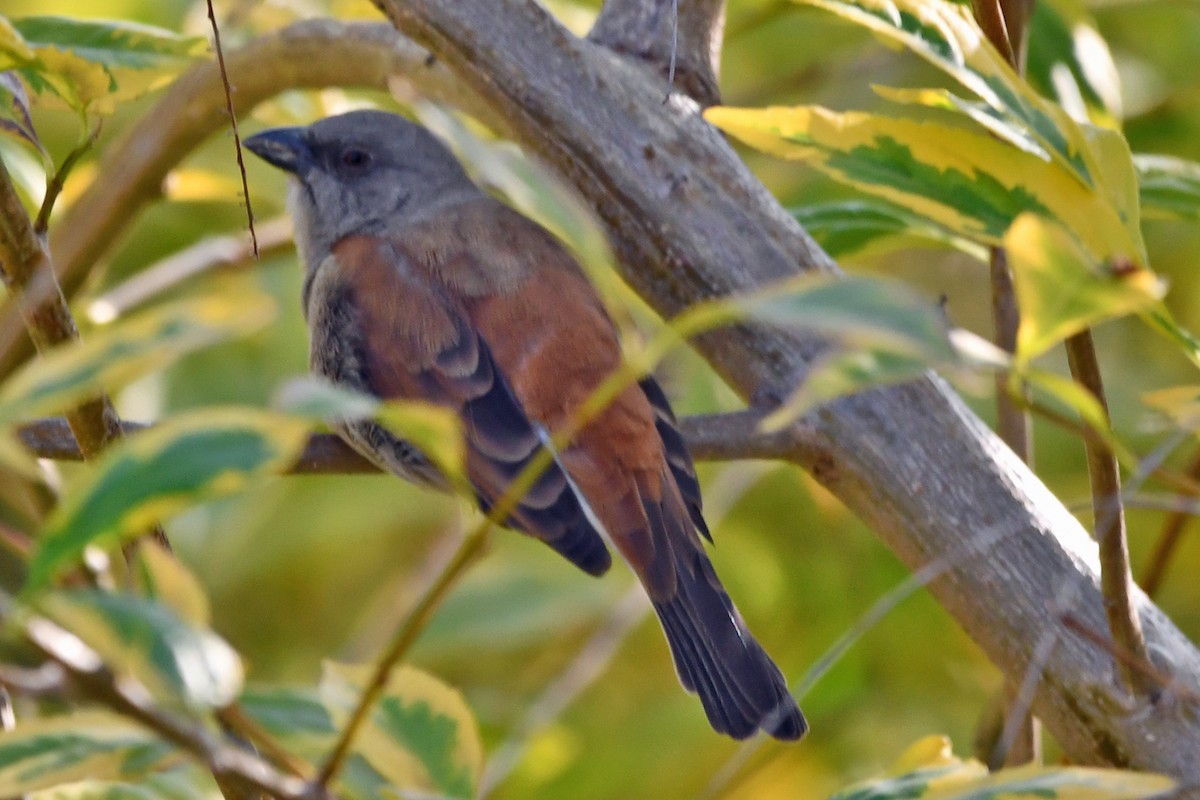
left=705, top=104, right=1139, bottom=263
left=1135, top=153, right=1200, bottom=222
left=0, top=16, right=36, bottom=68
left=833, top=734, right=1173, bottom=800
left=275, top=376, right=465, bottom=486
left=0, top=711, right=172, bottom=796
left=11, top=16, right=205, bottom=114
left=1003, top=213, right=1162, bottom=363
left=320, top=662, right=483, bottom=800
left=0, top=290, right=276, bottom=425
left=26, top=408, right=309, bottom=592
left=792, top=198, right=987, bottom=259
left=33, top=590, right=242, bottom=710
left=131, top=540, right=211, bottom=627
left=793, top=0, right=1099, bottom=190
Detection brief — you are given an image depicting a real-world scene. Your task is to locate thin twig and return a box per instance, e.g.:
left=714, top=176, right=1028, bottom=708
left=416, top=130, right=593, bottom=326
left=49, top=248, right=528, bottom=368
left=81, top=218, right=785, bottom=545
left=313, top=522, right=491, bottom=789
left=206, top=0, right=258, bottom=257
left=87, top=217, right=294, bottom=323
left=34, top=124, right=102, bottom=236
left=0, top=152, right=171, bottom=553
left=2, top=611, right=329, bottom=800
left=1064, top=330, right=1152, bottom=696
left=218, top=704, right=311, bottom=779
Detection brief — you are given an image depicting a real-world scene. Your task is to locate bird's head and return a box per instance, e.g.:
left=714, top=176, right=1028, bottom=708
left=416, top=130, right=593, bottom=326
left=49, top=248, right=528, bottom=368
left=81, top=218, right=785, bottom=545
left=244, top=109, right=481, bottom=266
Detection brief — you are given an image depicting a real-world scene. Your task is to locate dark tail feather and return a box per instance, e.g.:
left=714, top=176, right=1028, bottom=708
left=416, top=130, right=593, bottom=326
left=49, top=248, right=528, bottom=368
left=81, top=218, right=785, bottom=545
left=653, top=548, right=807, bottom=741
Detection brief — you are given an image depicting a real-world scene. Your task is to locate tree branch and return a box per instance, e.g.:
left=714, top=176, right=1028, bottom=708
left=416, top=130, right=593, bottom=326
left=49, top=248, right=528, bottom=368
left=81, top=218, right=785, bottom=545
left=366, top=0, right=1200, bottom=776
left=15, top=411, right=820, bottom=471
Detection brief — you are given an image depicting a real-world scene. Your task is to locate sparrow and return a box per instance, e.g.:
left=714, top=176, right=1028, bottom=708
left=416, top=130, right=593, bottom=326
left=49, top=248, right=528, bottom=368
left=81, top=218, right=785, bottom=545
left=244, top=109, right=805, bottom=740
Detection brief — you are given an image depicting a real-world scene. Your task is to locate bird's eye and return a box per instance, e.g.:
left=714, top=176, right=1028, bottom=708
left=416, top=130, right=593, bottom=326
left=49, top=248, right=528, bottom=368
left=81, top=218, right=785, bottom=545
left=341, top=148, right=370, bottom=168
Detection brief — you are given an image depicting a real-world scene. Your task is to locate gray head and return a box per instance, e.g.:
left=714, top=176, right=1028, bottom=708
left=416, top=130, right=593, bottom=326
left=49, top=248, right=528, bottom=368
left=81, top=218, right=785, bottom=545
left=244, top=110, right=482, bottom=266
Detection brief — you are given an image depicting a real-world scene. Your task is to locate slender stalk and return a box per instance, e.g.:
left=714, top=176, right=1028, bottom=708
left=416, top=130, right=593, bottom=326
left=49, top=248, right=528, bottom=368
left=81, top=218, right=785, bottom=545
left=1064, top=330, right=1153, bottom=696
left=313, top=522, right=491, bottom=789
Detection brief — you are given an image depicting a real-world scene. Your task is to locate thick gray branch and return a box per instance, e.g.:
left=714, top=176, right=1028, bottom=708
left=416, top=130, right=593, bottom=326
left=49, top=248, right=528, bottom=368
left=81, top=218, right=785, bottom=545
left=371, top=0, right=1200, bottom=776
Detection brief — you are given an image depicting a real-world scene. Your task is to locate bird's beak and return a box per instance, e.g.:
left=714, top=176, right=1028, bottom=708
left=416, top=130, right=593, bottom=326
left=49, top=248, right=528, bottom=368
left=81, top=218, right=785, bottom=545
left=244, top=126, right=315, bottom=175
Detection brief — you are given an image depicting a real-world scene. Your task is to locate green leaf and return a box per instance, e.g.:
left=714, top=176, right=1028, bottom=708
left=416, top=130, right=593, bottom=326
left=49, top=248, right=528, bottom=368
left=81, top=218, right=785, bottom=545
left=0, top=711, right=172, bottom=796
left=792, top=0, right=1097, bottom=190
left=0, top=290, right=276, bottom=425
left=275, top=376, right=465, bottom=486
left=8, top=16, right=205, bottom=113
left=734, top=274, right=956, bottom=360
left=831, top=734, right=1174, bottom=800
left=26, top=408, right=310, bottom=591
left=33, top=590, right=243, bottom=710
left=320, top=662, right=483, bottom=800
left=29, top=770, right=219, bottom=800
left=791, top=199, right=986, bottom=258
left=1135, top=153, right=1200, bottom=222
left=1003, top=213, right=1162, bottom=363
left=704, top=104, right=1140, bottom=264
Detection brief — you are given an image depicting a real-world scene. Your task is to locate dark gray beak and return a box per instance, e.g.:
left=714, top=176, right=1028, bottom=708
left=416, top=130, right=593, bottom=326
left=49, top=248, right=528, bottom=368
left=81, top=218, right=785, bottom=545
left=244, top=126, right=315, bottom=175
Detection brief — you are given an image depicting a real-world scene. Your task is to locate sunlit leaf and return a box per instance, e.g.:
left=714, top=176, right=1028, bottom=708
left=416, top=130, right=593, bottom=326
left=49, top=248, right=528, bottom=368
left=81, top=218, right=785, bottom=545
left=734, top=274, right=956, bottom=359
left=704, top=104, right=1139, bottom=263
left=0, top=291, right=276, bottom=425
left=320, top=662, right=483, bottom=800
left=29, top=769, right=219, bottom=800
left=26, top=408, right=310, bottom=591
left=275, top=375, right=465, bottom=485
left=791, top=0, right=1098, bottom=188
left=1023, top=368, right=1134, bottom=465
left=33, top=590, right=243, bottom=709
left=0, top=711, right=172, bottom=796
left=1135, top=153, right=1200, bottom=222
left=832, top=734, right=1173, bottom=799
left=1003, top=213, right=1162, bottom=362
left=10, top=16, right=205, bottom=114
left=131, top=541, right=211, bottom=627
left=764, top=349, right=931, bottom=430
left=0, top=16, right=36, bottom=68
left=791, top=199, right=986, bottom=258
left=1140, top=306, right=1200, bottom=371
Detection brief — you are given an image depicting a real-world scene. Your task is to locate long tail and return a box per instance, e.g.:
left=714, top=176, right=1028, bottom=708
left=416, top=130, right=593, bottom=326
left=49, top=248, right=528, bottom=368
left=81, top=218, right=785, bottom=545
left=653, top=545, right=807, bottom=740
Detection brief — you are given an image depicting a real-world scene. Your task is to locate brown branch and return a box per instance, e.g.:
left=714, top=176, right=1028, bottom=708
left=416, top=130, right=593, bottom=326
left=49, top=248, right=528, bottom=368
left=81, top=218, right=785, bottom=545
left=15, top=412, right=820, bottom=472
left=0, top=20, right=490, bottom=383
left=0, top=152, right=169, bottom=555
left=588, top=0, right=726, bottom=106
left=1065, top=330, right=1153, bottom=697
left=6, top=622, right=329, bottom=800
left=87, top=217, right=295, bottom=323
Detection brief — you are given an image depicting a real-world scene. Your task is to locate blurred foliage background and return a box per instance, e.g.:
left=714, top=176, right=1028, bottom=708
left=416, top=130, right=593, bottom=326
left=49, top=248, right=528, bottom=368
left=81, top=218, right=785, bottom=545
left=2, top=0, right=1200, bottom=797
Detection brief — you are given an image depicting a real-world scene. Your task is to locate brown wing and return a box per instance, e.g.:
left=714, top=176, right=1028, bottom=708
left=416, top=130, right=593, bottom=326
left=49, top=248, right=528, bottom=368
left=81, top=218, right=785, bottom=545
left=312, top=235, right=611, bottom=576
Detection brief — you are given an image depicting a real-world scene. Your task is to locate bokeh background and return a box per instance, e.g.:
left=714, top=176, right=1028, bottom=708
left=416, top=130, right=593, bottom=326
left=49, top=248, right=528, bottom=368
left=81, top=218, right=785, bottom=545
left=3, top=0, right=1199, bottom=796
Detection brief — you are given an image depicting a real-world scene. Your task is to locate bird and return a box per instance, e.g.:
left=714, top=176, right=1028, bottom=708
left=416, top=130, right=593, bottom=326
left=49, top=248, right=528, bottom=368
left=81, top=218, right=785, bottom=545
left=244, top=109, right=806, bottom=741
